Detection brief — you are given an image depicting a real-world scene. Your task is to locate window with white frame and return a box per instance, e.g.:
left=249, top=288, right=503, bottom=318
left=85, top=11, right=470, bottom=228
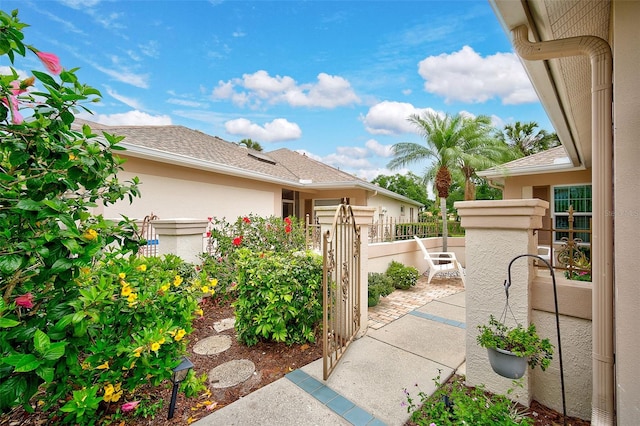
left=553, top=184, right=592, bottom=243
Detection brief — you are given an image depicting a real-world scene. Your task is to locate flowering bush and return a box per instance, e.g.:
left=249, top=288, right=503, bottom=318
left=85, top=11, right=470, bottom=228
left=0, top=10, right=205, bottom=422
left=233, top=248, right=323, bottom=345
left=200, top=214, right=307, bottom=300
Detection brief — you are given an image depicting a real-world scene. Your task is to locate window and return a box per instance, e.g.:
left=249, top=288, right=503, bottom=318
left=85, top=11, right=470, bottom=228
left=553, top=184, right=591, bottom=243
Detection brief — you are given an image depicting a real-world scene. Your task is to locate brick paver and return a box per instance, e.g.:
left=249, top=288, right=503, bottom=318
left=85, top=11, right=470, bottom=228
left=367, top=274, right=465, bottom=330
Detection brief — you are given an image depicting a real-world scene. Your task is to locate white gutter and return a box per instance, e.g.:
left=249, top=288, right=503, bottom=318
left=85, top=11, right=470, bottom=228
left=512, top=25, right=614, bottom=425
left=478, top=162, right=584, bottom=179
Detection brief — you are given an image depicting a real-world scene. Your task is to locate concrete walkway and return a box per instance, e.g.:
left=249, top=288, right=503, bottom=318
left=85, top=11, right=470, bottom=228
left=193, top=284, right=466, bottom=426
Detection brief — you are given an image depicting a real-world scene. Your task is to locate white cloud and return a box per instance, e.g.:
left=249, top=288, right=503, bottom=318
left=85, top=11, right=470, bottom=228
left=0, top=66, right=28, bottom=79
left=417, top=45, right=538, bottom=105
left=106, top=87, right=144, bottom=110
left=82, top=110, right=172, bottom=126
left=212, top=70, right=360, bottom=109
left=224, top=118, right=302, bottom=142
left=323, top=153, right=372, bottom=170
left=361, top=101, right=440, bottom=135
left=138, top=41, right=160, bottom=58
left=91, top=61, right=149, bottom=89
left=365, top=139, right=394, bottom=158
left=335, top=146, right=368, bottom=158
left=166, top=98, right=209, bottom=108
left=59, top=0, right=101, bottom=9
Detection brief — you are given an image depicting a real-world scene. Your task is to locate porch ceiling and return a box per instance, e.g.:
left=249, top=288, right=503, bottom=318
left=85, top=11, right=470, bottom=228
left=490, top=0, right=611, bottom=169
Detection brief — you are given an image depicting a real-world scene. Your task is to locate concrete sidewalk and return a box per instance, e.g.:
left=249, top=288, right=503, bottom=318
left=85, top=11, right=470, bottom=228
left=192, top=291, right=466, bottom=426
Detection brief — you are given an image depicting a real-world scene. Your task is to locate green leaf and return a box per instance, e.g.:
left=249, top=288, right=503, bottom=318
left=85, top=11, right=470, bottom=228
left=43, top=342, right=67, bottom=361
left=0, top=255, right=22, bottom=274
left=0, top=375, right=26, bottom=411
left=33, top=329, right=50, bottom=354
left=8, top=150, right=29, bottom=166
left=32, top=70, right=59, bottom=89
left=36, top=366, right=54, bottom=383
left=15, top=199, right=41, bottom=211
left=3, top=354, right=41, bottom=372
left=50, top=258, right=73, bottom=274
left=0, top=318, right=20, bottom=328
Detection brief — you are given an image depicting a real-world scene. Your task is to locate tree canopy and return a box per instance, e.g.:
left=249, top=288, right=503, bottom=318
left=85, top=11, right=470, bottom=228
left=371, top=172, right=431, bottom=208
left=497, top=121, right=560, bottom=157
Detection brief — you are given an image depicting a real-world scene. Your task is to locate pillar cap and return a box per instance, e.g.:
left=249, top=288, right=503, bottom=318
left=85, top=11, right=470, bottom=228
left=455, top=199, right=549, bottom=230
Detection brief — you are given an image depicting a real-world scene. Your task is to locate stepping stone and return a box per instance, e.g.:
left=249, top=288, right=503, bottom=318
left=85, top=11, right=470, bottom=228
left=213, top=317, right=235, bottom=333
left=193, top=335, right=232, bottom=355
left=208, top=359, right=255, bottom=388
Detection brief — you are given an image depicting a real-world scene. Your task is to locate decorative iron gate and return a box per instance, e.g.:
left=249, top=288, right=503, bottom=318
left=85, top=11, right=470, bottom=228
left=137, top=212, right=159, bottom=257
left=322, top=202, right=361, bottom=380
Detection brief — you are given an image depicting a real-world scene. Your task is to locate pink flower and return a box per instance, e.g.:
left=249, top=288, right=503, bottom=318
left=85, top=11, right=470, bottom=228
left=36, top=51, right=62, bottom=75
left=2, top=95, right=23, bottom=125
left=16, top=293, right=34, bottom=309
left=232, top=236, right=243, bottom=246
left=243, top=217, right=251, bottom=224
left=121, top=400, right=140, bottom=412
left=206, top=231, right=211, bottom=238
left=207, top=217, right=213, bottom=222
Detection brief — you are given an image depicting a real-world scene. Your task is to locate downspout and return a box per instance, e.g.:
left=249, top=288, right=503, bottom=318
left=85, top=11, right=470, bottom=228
left=511, top=25, right=614, bottom=425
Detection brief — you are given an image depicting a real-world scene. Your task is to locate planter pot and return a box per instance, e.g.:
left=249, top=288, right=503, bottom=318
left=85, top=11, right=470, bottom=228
left=487, top=347, right=527, bottom=379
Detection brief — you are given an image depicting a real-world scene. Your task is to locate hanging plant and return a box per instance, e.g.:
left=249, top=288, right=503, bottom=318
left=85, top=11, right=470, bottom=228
left=477, top=315, right=554, bottom=378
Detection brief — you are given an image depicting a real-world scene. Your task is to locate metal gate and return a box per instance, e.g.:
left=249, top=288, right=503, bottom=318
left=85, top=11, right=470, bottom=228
left=137, top=212, right=159, bottom=257
left=322, top=202, right=361, bottom=380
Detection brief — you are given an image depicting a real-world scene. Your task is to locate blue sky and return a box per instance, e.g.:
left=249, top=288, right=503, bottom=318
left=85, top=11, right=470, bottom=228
left=2, top=0, right=552, bottom=180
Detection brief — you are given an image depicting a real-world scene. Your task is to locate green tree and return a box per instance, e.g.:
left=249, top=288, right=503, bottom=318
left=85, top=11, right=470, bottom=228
left=371, top=172, right=430, bottom=208
left=238, top=138, right=263, bottom=151
left=497, top=121, right=560, bottom=157
left=388, top=112, right=499, bottom=250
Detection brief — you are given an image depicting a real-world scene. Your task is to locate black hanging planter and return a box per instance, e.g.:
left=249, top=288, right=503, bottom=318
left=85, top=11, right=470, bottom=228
left=486, top=347, right=527, bottom=379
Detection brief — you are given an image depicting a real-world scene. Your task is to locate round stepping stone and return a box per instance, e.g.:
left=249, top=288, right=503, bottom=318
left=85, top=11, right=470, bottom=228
left=193, top=335, right=231, bottom=355
left=208, top=359, right=255, bottom=388
left=213, top=317, right=235, bottom=333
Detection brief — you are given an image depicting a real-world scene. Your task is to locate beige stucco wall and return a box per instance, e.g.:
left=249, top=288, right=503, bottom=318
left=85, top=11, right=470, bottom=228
left=367, top=237, right=465, bottom=274
left=612, top=1, right=640, bottom=423
left=367, top=193, right=420, bottom=222
left=502, top=169, right=591, bottom=200
left=531, top=310, right=592, bottom=420
left=101, top=157, right=280, bottom=220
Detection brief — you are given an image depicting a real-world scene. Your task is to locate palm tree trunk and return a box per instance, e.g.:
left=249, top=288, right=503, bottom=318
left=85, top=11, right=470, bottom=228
left=440, top=196, right=448, bottom=251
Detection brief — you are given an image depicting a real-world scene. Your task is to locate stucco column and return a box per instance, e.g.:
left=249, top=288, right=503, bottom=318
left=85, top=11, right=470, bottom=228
left=151, top=219, right=209, bottom=265
left=315, top=205, right=376, bottom=338
left=455, top=199, right=548, bottom=405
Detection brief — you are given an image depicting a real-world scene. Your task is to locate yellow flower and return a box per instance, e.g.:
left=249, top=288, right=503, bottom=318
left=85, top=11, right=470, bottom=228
left=81, top=361, right=91, bottom=370
left=175, top=329, right=186, bottom=341
left=121, top=286, right=132, bottom=297
left=201, top=286, right=209, bottom=294
left=96, top=361, right=109, bottom=370
left=210, top=279, right=218, bottom=287
left=136, top=264, right=147, bottom=272
left=169, top=330, right=176, bottom=337
left=128, top=300, right=138, bottom=308
left=103, top=384, right=114, bottom=401
left=132, top=346, right=143, bottom=358
left=118, top=272, right=126, bottom=279
left=82, top=229, right=98, bottom=241
left=80, top=267, right=91, bottom=275
left=160, top=283, right=170, bottom=292
left=151, top=342, right=160, bottom=352
left=173, top=275, right=183, bottom=287
left=127, top=293, right=138, bottom=303
left=194, top=308, right=204, bottom=317
left=69, top=153, right=76, bottom=160
left=158, top=337, right=166, bottom=345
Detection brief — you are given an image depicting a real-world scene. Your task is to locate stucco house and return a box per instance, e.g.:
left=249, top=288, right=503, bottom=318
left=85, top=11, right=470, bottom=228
left=77, top=119, right=422, bottom=224
left=468, top=1, right=637, bottom=424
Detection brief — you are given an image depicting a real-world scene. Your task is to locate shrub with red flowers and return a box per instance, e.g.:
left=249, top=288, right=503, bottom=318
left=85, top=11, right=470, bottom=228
left=0, top=10, right=206, bottom=423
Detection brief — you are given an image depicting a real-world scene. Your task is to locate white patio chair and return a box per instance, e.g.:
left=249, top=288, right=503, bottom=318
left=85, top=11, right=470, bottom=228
left=413, top=236, right=466, bottom=286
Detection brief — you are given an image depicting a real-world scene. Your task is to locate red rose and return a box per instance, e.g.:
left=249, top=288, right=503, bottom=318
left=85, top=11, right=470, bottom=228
left=285, top=225, right=292, bottom=234
left=233, top=236, right=243, bottom=246
left=284, top=217, right=292, bottom=225
left=243, top=217, right=251, bottom=224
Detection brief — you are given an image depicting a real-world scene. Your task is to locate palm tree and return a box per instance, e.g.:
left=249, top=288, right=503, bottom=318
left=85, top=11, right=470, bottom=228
left=454, top=115, right=512, bottom=200
left=388, top=112, right=467, bottom=250
left=237, top=138, right=263, bottom=151
left=498, top=121, right=559, bottom=157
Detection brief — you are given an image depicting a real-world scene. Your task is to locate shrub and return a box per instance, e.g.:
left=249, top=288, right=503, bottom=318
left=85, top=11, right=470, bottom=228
left=386, top=261, right=419, bottom=290
left=0, top=11, right=206, bottom=422
left=405, top=373, right=533, bottom=425
left=368, top=272, right=395, bottom=307
left=233, top=248, right=323, bottom=346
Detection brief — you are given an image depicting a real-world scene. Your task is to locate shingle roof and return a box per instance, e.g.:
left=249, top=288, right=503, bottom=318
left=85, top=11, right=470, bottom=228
left=478, top=146, right=579, bottom=179
left=74, top=119, right=421, bottom=206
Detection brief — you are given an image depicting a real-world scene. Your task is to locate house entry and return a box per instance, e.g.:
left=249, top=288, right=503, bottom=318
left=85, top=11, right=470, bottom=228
left=322, top=200, right=361, bottom=380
